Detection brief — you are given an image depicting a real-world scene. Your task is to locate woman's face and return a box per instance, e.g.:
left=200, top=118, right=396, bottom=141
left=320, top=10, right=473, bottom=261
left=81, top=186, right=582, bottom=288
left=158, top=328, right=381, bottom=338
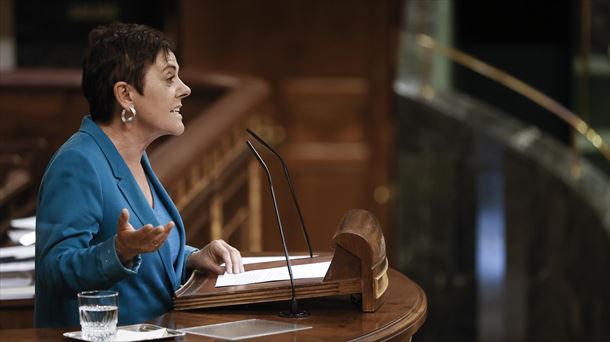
left=132, top=50, right=191, bottom=138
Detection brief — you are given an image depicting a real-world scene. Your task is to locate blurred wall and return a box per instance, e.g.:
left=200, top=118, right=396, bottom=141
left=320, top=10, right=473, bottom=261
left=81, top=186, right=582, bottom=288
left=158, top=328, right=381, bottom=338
left=177, top=0, right=402, bottom=255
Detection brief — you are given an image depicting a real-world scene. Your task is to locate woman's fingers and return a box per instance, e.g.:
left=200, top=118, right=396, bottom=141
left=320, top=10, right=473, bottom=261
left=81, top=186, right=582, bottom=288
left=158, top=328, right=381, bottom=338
left=115, top=208, right=176, bottom=262
left=117, top=208, right=132, bottom=232
left=212, top=240, right=243, bottom=274
left=147, top=221, right=174, bottom=249
left=220, top=240, right=243, bottom=274
left=187, top=240, right=243, bottom=275
left=209, top=263, right=225, bottom=275
left=235, top=249, right=245, bottom=273
left=118, top=221, right=174, bottom=252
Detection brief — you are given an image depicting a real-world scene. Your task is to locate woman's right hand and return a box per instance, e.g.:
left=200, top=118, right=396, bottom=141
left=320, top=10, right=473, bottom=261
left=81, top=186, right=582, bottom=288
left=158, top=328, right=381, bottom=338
left=114, top=208, right=174, bottom=264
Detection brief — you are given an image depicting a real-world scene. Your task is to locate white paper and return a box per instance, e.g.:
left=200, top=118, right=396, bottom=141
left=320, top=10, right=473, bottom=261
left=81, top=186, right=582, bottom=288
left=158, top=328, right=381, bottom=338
left=114, top=328, right=166, bottom=341
left=0, top=260, right=35, bottom=272
left=239, top=255, right=313, bottom=265
left=0, top=245, right=35, bottom=259
left=0, top=285, right=35, bottom=300
left=216, top=261, right=330, bottom=287
left=19, top=231, right=36, bottom=246
left=7, top=230, right=32, bottom=244
left=10, top=216, right=36, bottom=230
left=8, top=229, right=36, bottom=246
left=0, top=271, right=32, bottom=287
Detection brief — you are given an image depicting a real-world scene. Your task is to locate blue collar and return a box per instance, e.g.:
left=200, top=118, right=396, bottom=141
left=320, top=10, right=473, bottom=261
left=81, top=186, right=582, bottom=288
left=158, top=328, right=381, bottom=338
left=78, top=115, right=132, bottom=180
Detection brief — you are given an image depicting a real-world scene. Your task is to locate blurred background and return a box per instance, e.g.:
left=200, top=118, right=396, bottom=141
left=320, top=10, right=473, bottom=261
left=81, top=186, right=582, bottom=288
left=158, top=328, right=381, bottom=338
left=0, top=0, right=609, bottom=341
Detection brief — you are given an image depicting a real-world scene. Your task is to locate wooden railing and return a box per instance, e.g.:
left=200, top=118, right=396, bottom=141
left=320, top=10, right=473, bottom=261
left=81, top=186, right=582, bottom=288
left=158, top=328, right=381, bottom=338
left=415, top=33, right=610, bottom=165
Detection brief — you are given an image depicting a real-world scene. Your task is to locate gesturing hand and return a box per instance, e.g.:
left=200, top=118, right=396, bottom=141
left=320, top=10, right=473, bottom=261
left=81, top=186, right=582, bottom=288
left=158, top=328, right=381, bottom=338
left=114, top=208, right=174, bottom=264
left=188, top=240, right=244, bottom=275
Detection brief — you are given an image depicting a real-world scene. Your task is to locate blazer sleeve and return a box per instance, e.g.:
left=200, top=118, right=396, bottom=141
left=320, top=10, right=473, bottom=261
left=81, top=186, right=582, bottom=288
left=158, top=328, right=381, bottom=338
left=36, top=149, right=141, bottom=297
left=180, top=245, right=199, bottom=284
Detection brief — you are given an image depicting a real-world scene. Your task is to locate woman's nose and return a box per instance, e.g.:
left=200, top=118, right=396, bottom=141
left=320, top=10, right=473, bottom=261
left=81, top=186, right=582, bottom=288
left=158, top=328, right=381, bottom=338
left=178, top=78, right=191, bottom=98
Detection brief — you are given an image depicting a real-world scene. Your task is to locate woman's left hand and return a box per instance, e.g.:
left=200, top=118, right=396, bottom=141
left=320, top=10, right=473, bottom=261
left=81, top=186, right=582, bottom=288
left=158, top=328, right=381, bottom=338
left=188, top=240, right=244, bottom=275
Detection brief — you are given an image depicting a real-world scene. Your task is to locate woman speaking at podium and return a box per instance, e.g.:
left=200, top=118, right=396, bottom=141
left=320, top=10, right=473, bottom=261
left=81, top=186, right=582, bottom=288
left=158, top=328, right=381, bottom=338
left=34, top=22, right=244, bottom=328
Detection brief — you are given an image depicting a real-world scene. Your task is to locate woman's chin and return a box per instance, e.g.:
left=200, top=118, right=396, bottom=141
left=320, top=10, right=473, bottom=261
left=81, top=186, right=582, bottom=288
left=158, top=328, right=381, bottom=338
left=172, top=123, right=185, bottom=136
left=172, top=114, right=185, bottom=134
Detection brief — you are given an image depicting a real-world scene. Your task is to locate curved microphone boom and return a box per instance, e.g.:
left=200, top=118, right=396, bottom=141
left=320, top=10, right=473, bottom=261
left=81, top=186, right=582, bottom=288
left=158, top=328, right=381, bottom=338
left=246, top=128, right=314, bottom=258
left=246, top=140, right=309, bottom=318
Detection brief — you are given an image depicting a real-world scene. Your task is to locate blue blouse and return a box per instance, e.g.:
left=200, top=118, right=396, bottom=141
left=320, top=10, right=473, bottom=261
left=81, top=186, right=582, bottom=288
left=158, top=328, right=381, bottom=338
left=150, top=177, right=180, bottom=267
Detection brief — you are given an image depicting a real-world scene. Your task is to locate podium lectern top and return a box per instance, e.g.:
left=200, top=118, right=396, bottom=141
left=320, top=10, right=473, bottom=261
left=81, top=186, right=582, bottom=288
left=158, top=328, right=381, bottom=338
left=174, top=209, right=389, bottom=312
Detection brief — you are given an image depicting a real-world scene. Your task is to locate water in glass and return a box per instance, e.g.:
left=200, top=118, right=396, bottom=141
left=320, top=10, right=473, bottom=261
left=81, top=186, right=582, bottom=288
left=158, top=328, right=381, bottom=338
left=77, top=290, right=118, bottom=341
left=79, top=305, right=118, bottom=340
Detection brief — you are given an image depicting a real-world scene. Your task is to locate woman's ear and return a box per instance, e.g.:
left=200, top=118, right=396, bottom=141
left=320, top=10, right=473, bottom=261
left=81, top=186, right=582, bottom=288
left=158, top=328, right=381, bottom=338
left=113, top=81, right=134, bottom=111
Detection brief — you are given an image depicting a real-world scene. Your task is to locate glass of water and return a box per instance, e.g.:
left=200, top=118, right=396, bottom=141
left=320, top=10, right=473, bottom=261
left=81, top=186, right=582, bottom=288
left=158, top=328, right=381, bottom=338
left=77, top=290, right=118, bottom=341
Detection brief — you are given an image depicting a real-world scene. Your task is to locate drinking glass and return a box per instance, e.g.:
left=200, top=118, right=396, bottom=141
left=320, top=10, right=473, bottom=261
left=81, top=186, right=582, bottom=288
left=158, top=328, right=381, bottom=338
left=77, top=290, right=118, bottom=341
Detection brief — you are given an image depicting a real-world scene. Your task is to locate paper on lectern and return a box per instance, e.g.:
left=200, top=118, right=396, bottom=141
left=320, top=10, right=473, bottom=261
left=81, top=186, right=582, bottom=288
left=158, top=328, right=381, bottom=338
left=216, top=261, right=331, bottom=287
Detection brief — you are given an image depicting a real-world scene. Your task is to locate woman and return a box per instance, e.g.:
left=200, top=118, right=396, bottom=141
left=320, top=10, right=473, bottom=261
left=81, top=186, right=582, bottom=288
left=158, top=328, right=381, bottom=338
left=34, top=22, right=244, bottom=328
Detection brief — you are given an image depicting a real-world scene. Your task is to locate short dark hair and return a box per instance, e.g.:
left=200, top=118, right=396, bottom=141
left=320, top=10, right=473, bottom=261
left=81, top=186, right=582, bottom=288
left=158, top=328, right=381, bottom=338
left=82, top=22, right=173, bottom=123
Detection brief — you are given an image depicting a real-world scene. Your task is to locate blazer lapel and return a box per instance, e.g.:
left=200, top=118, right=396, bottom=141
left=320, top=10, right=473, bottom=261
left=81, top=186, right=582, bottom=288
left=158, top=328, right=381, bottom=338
left=79, top=116, right=154, bottom=224
left=142, top=153, right=185, bottom=289
left=115, top=167, right=177, bottom=290
left=79, top=116, right=177, bottom=287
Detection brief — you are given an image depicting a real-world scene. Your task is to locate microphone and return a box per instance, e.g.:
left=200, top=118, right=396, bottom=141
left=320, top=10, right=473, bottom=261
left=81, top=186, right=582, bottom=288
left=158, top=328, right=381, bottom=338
left=246, top=138, right=309, bottom=318
left=246, top=128, right=313, bottom=258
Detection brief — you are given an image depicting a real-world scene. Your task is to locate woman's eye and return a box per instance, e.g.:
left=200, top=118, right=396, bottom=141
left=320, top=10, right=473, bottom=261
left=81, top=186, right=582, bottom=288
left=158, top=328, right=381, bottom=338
left=167, top=75, right=175, bottom=82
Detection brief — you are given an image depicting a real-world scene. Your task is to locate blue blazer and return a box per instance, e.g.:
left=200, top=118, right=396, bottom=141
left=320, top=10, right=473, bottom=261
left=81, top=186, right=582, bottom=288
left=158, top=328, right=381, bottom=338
left=35, top=116, right=197, bottom=327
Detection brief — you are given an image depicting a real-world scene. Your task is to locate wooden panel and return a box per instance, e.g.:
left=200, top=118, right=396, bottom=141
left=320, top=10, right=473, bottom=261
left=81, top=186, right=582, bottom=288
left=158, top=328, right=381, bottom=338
left=0, top=299, right=34, bottom=329
left=280, top=78, right=369, bottom=143
left=179, top=0, right=373, bottom=76
left=0, top=72, right=84, bottom=160
left=179, top=0, right=401, bottom=259
left=257, top=140, right=369, bottom=252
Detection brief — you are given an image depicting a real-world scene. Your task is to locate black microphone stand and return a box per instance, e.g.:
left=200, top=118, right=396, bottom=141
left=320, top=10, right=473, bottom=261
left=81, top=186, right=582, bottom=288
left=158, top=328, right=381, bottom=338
left=246, top=128, right=314, bottom=258
left=246, top=140, right=310, bottom=318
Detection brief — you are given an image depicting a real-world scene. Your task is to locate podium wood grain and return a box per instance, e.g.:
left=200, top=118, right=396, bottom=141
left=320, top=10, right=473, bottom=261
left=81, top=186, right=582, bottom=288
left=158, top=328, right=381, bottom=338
left=0, top=269, right=426, bottom=341
left=174, top=209, right=393, bottom=313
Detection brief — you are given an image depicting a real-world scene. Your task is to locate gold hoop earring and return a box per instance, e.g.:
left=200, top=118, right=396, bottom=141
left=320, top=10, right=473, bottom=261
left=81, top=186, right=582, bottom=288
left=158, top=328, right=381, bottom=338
left=121, top=107, right=136, bottom=123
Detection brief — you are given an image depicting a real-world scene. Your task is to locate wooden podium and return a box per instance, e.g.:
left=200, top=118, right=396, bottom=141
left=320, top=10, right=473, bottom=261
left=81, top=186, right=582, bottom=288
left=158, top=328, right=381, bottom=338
left=174, top=209, right=390, bottom=313
left=1, top=268, right=427, bottom=341
left=0, top=209, right=427, bottom=342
